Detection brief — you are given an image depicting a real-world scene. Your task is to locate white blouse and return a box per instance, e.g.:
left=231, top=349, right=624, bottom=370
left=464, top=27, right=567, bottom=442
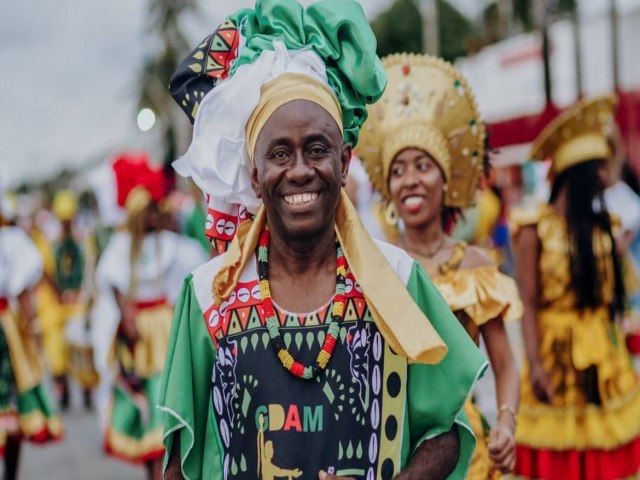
left=95, top=230, right=207, bottom=303
left=0, top=226, right=43, bottom=299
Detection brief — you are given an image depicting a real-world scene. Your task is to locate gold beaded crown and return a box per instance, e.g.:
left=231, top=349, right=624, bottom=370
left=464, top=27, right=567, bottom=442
left=358, top=53, right=486, bottom=209
left=530, top=94, right=617, bottom=175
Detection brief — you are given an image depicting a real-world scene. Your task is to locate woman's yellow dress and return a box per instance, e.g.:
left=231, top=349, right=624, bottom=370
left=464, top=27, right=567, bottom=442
left=431, top=242, right=522, bottom=480
left=512, top=204, right=640, bottom=480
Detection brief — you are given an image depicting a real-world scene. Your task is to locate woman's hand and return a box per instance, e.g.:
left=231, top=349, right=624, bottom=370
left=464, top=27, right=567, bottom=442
left=529, top=362, right=554, bottom=403
left=119, top=303, right=139, bottom=344
left=488, top=422, right=515, bottom=473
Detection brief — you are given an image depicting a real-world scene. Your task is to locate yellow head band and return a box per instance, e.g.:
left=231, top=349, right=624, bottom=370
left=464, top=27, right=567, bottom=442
left=52, top=190, right=79, bottom=222
left=245, top=73, right=343, bottom=162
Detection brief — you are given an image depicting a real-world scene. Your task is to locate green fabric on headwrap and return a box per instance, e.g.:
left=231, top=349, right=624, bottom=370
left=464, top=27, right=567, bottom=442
left=227, top=0, right=386, bottom=146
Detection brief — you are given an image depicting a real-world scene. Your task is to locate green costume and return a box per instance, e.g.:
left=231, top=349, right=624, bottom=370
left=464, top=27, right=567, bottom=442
left=162, top=1, right=487, bottom=478
left=161, top=241, right=486, bottom=479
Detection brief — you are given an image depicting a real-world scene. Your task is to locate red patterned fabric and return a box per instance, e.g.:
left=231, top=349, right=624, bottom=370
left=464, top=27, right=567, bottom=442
left=203, top=270, right=365, bottom=348
left=169, top=19, right=241, bottom=124
left=203, top=194, right=250, bottom=254
left=515, top=439, right=640, bottom=480
left=205, top=19, right=240, bottom=81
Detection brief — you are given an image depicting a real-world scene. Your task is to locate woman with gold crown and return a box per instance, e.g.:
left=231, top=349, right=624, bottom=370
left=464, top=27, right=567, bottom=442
left=358, top=53, right=522, bottom=479
left=95, top=155, right=206, bottom=480
left=510, top=95, right=640, bottom=479
left=0, top=192, right=63, bottom=480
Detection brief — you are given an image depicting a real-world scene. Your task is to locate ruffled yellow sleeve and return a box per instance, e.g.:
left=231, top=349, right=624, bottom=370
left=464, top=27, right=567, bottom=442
left=508, top=203, right=546, bottom=239
left=432, top=266, right=523, bottom=326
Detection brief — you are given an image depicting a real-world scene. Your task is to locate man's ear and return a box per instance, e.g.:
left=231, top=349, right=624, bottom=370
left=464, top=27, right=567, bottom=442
left=340, top=143, right=353, bottom=188
left=250, top=162, right=262, bottom=199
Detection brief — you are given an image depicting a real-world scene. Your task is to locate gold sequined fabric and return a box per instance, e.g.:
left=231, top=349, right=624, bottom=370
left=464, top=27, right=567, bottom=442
left=432, top=265, right=523, bottom=345
left=511, top=204, right=640, bottom=452
left=513, top=204, right=615, bottom=312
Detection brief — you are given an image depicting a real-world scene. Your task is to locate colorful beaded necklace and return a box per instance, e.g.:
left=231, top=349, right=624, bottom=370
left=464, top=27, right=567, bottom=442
left=257, top=227, right=347, bottom=380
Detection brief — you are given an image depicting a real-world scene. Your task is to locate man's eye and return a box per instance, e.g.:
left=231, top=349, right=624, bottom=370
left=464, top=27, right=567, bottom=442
left=309, top=146, right=327, bottom=156
left=270, top=150, right=288, bottom=159
left=417, top=162, right=430, bottom=171
left=391, top=167, right=403, bottom=176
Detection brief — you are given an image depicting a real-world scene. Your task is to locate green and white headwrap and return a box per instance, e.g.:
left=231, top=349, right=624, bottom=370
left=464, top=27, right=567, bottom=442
left=170, top=0, right=386, bottom=235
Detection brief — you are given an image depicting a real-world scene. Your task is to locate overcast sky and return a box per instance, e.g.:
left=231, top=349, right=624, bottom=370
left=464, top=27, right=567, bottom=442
left=0, top=0, right=625, bottom=186
left=0, top=0, right=395, bottom=186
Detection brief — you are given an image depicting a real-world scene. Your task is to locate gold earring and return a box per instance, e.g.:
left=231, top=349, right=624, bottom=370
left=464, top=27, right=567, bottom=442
left=443, top=184, right=449, bottom=193
left=385, top=202, right=399, bottom=227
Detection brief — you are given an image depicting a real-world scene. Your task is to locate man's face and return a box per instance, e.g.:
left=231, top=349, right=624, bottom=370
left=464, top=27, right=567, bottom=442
left=251, top=100, right=351, bottom=242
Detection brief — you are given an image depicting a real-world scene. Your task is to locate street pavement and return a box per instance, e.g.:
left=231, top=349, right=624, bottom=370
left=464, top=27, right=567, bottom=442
left=14, top=382, right=143, bottom=480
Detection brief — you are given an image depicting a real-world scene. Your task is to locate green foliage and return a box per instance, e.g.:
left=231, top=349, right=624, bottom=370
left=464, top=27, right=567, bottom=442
left=513, top=0, right=533, bottom=30
left=556, top=0, right=577, bottom=14
left=371, top=0, right=478, bottom=62
left=438, top=0, right=478, bottom=61
left=512, top=0, right=577, bottom=31
left=371, top=0, right=422, bottom=57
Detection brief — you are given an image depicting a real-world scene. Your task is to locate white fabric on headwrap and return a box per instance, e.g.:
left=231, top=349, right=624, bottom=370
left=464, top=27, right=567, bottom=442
left=173, top=40, right=331, bottom=217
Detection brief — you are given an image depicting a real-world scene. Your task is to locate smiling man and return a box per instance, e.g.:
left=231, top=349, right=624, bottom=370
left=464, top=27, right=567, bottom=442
left=160, top=1, right=486, bottom=479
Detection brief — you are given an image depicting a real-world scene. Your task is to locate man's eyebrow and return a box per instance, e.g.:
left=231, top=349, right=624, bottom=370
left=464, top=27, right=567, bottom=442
left=304, top=132, right=338, bottom=145
left=264, top=137, right=291, bottom=150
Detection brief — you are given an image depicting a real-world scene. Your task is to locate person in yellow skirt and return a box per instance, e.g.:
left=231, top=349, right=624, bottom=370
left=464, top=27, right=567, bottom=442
left=511, top=95, right=640, bottom=479
left=45, top=190, right=97, bottom=410
left=0, top=196, right=63, bottom=480
left=358, top=53, right=522, bottom=479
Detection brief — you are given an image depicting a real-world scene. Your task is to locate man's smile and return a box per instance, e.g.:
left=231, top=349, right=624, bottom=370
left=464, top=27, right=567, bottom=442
left=282, top=192, right=319, bottom=207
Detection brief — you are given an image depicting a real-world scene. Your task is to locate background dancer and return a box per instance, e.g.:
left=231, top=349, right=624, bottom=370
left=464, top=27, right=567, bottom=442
left=360, top=52, right=521, bottom=479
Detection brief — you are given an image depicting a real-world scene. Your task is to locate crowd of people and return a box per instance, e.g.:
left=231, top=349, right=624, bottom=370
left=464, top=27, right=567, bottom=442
left=2, top=0, right=640, bottom=479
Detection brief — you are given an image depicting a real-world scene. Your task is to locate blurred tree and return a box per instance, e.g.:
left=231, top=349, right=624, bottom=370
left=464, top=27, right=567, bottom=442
left=138, top=0, right=196, bottom=170
left=371, top=0, right=478, bottom=62
left=513, top=0, right=534, bottom=30
left=371, top=0, right=422, bottom=56
left=556, top=0, right=577, bottom=14
left=482, top=2, right=506, bottom=44
left=512, top=0, right=576, bottom=32
left=438, top=0, right=479, bottom=60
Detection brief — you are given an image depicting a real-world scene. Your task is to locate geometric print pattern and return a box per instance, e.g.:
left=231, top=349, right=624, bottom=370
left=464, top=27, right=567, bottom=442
left=204, top=270, right=370, bottom=348
left=169, top=18, right=241, bottom=124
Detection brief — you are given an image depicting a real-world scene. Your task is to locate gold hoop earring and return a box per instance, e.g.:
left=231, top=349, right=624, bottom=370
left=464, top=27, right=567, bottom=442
left=385, top=202, right=399, bottom=227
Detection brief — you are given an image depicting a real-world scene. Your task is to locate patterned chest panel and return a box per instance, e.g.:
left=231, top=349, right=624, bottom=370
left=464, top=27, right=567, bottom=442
left=205, top=273, right=407, bottom=480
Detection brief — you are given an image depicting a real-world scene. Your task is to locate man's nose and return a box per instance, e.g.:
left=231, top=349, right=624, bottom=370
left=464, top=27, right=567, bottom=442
left=287, top=151, right=314, bottom=183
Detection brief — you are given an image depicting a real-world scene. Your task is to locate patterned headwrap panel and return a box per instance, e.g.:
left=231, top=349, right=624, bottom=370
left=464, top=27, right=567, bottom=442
left=170, top=18, right=245, bottom=124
